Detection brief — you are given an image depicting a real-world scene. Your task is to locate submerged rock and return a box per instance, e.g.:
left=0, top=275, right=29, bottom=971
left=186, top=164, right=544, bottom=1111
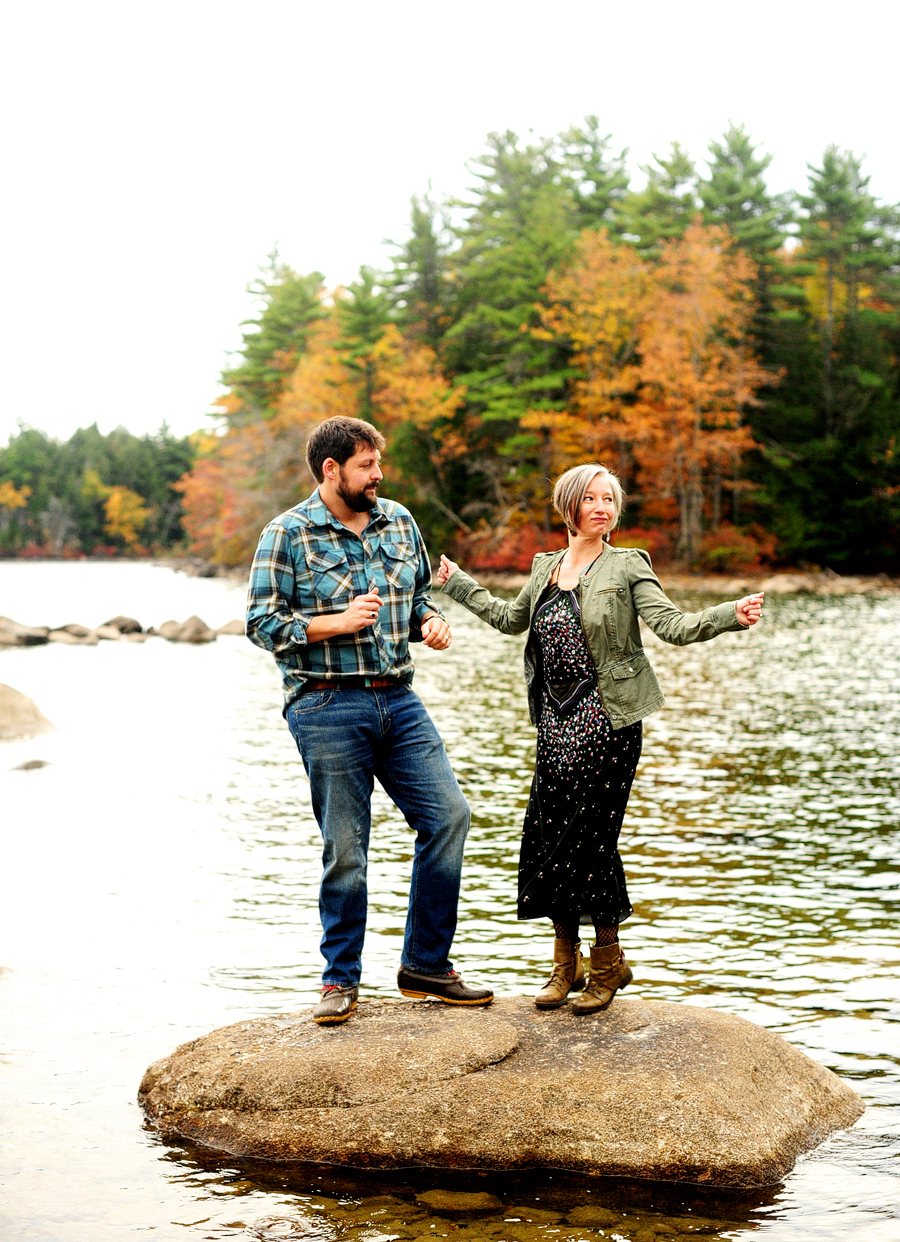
left=0, top=684, right=55, bottom=738
left=139, top=996, right=863, bottom=1189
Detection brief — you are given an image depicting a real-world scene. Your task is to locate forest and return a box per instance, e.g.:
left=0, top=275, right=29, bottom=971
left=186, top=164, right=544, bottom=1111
left=0, top=423, right=195, bottom=556
left=3, top=122, right=899, bottom=572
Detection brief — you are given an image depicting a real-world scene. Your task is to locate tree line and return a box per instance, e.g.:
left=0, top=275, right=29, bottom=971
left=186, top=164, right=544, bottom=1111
left=0, top=423, right=195, bottom=556
left=5, top=121, right=898, bottom=572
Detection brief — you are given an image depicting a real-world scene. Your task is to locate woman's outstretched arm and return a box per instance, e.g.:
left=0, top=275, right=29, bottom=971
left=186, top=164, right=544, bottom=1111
left=436, top=554, right=535, bottom=635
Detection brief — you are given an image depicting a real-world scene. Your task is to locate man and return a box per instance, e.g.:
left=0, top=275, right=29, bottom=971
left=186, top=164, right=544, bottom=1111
left=246, top=415, right=492, bottom=1024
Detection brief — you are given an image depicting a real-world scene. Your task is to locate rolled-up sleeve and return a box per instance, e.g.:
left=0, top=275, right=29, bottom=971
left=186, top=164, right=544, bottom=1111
left=246, top=522, right=311, bottom=654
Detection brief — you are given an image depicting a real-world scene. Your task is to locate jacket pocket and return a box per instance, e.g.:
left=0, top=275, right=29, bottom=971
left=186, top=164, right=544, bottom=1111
left=381, top=540, right=417, bottom=590
left=608, top=650, right=650, bottom=681
left=307, top=549, right=353, bottom=600
left=601, top=649, right=659, bottom=725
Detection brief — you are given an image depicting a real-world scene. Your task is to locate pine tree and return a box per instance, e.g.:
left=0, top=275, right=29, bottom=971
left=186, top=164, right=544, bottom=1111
left=699, top=124, right=789, bottom=264
left=797, top=147, right=899, bottom=433
left=387, top=192, right=453, bottom=351
left=557, top=115, right=630, bottom=230
left=617, top=142, right=698, bottom=257
left=334, top=266, right=394, bottom=419
left=221, top=249, right=324, bottom=419
left=443, top=130, right=578, bottom=517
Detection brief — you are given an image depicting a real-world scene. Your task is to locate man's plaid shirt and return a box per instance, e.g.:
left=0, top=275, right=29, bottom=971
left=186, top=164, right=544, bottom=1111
left=246, top=489, right=443, bottom=710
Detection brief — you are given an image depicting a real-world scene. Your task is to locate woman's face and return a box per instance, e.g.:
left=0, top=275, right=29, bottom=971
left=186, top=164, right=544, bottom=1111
left=575, top=474, right=617, bottom=538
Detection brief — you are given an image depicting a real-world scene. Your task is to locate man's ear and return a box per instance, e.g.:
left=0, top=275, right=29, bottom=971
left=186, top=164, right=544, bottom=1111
left=321, top=457, right=339, bottom=482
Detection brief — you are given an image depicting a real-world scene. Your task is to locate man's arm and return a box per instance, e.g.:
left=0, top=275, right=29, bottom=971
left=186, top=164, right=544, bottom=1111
left=246, top=521, right=385, bottom=651
left=246, top=522, right=311, bottom=654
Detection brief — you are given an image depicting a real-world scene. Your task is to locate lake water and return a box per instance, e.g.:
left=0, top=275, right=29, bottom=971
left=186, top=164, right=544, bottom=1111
left=1, top=561, right=898, bottom=1242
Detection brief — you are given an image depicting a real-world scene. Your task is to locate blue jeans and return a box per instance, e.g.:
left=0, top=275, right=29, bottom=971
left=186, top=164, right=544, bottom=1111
left=286, top=684, right=470, bottom=987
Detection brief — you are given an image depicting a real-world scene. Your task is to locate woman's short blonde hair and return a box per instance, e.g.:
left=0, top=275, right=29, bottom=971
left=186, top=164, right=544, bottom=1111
left=552, top=464, right=625, bottom=533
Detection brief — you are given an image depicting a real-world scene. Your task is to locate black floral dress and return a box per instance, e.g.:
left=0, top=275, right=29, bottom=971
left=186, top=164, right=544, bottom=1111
left=517, top=583, right=642, bottom=928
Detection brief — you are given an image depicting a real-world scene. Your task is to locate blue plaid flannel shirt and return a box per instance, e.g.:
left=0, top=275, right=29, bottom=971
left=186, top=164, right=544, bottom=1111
left=246, top=489, right=444, bottom=710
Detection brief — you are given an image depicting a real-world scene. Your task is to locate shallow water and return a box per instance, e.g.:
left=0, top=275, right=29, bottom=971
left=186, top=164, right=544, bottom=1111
left=0, top=562, right=898, bottom=1242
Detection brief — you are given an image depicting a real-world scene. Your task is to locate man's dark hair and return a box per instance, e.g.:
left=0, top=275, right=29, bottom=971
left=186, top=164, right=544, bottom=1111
left=305, top=416, right=386, bottom=484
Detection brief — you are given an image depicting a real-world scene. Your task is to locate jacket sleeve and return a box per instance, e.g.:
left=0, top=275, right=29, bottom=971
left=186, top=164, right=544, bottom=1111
left=441, top=565, right=535, bottom=635
left=628, top=550, right=746, bottom=645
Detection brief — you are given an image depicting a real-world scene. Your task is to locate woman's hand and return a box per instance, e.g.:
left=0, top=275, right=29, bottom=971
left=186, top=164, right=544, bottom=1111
left=735, top=592, right=765, bottom=626
left=435, top=554, right=460, bottom=587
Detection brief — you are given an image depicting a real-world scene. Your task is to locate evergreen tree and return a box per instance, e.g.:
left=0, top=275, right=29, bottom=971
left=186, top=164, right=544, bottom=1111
left=222, top=249, right=324, bottom=419
left=387, top=191, right=453, bottom=351
left=796, top=148, right=899, bottom=431
left=442, top=130, right=578, bottom=515
left=699, top=123, right=789, bottom=265
left=335, top=266, right=393, bottom=419
left=617, top=142, right=698, bottom=257
left=557, top=115, right=630, bottom=230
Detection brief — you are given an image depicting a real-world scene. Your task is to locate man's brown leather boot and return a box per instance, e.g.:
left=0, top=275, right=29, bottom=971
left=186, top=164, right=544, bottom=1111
left=534, top=938, right=586, bottom=1009
left=571, top=942, right=633, bottom=1015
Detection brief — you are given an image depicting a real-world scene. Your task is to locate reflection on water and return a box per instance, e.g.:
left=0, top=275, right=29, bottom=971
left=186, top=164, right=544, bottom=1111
left=0, top=564, right=898, bottom=1242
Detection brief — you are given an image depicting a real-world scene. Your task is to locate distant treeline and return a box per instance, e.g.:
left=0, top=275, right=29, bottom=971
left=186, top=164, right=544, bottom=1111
left=179, top=122, right=900, bottom=573
left=0, top=423, right=195, bottom=556
left=6, top=121, right=899, bottom=572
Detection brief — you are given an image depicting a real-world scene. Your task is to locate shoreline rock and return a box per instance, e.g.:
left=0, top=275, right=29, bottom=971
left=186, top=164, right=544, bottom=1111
left=0, top=683, right=55, bottom=738
left=139, top=996, right=863, bottom=1189
left=0, top=616, right=50, bottom=646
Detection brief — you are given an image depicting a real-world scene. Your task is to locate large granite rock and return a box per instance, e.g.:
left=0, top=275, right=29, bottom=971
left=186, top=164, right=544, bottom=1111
left=0, top=684, right=55, bottom=738
left=139, top=996, right=863, bottom=1189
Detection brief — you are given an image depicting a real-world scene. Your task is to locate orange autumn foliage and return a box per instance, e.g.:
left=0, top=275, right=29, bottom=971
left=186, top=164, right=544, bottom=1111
left=534, top=222, right=772, bottom=562
left=178, top=312, right=466, bottom=565
left=628, top=223, right=770, bottom=561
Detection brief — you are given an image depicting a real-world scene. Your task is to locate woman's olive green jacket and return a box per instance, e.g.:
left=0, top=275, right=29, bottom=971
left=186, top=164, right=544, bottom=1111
left=442, top=546, right=747, bottom=730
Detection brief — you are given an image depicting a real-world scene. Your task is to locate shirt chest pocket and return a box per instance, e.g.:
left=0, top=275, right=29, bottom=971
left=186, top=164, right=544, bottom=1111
left=380, top=540, right=416, bottom=590
left=307, top=548, right=354, bottom=601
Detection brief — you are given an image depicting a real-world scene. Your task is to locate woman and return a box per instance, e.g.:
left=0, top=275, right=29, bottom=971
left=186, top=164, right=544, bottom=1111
left=436, top=464, right=763, bottom=1015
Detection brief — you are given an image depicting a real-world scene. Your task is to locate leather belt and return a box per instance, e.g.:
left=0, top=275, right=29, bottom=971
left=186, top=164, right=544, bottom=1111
left=303, top=676, right=402, bottom=692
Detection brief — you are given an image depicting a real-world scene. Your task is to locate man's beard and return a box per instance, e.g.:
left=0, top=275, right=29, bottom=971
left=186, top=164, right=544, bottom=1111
left=337, top=470, right=378, bottom=513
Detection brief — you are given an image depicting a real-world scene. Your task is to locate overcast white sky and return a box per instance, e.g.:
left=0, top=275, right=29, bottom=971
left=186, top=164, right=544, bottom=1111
left=1, top=0, right=898, bottom=446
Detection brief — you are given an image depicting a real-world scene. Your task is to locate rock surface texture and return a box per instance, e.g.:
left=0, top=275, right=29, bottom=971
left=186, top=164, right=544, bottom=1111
left=0, top=683, right=55, bottom=738
left=139, top=996, right=863, bottom=1188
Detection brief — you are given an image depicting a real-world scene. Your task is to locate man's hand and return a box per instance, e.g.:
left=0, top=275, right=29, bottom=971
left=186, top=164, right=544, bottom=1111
left=306, top=589, right=384, bottom=643
left=735, top=591, right=765, bottom=626
left=436, top=554, right=460, bottom=587
left=341, top=588, right=385, bottom=633
left=421, top=613, right=452, bottom=650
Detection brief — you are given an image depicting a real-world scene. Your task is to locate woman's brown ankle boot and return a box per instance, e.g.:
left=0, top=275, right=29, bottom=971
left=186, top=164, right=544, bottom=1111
left=534, top=938, right=586, bottom=1009
left=571, top=942, right=633, bottom=1015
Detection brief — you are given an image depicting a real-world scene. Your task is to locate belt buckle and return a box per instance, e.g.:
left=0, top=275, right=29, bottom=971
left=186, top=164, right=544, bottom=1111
left=364, top=676, right=373, bottom=687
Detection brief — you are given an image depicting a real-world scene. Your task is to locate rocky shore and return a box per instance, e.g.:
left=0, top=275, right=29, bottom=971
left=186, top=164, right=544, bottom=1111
left=0, top=613, right=244, bottom=647
left=140, top=996, right=864, bottom=1189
